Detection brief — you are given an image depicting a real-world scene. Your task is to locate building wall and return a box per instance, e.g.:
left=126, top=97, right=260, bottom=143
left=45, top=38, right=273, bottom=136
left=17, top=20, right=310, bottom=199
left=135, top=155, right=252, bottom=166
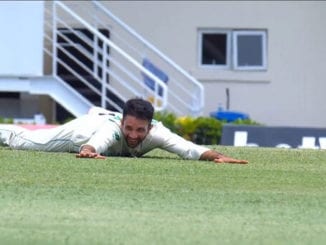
left=102, top=1, right=326, bottom=127
left=2, top=1, right=324, bottom=127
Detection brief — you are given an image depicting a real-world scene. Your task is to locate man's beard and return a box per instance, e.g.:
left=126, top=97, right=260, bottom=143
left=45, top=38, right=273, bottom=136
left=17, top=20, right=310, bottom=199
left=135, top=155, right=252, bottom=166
left=126, top=137, right=141, bottom=148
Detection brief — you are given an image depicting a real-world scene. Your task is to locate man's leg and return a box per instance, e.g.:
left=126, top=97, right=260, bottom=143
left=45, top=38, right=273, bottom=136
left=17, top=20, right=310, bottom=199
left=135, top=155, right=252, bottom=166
left=0, top=124, right=26, bottom=146
left=0, top=123, right=76, bottom=152
left=0, top=115, right=109, bottom=152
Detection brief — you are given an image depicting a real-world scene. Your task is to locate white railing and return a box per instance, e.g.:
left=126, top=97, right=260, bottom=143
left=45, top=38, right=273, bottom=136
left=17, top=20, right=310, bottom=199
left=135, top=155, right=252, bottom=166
left=44, top=1, right=204, bottom=116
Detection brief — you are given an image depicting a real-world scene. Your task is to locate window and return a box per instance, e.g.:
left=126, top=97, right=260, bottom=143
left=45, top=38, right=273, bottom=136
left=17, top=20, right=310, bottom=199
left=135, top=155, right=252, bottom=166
left=199, top=30, right=231, bottom=68
left=199, top=29, right=267, bottom=71
left=233, top=31, right=267, bottom=70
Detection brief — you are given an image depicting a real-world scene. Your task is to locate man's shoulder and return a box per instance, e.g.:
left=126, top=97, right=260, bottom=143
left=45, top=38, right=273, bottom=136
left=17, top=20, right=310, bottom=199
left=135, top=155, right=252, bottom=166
left=150, top=120, right=171, bottom=135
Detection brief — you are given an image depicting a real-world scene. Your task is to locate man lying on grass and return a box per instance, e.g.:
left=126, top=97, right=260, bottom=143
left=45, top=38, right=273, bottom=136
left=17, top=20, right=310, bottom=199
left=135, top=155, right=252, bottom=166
left=0, top=98, right=248, bottom=164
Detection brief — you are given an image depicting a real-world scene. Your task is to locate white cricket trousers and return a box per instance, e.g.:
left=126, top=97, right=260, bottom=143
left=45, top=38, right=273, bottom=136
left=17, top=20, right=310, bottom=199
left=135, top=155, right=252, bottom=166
left=0, top=114, right=108, bottom=152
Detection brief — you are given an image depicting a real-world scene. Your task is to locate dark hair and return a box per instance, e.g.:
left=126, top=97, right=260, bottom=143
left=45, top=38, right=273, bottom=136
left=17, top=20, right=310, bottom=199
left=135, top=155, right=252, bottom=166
left=123, top=98, right=154, bottom=122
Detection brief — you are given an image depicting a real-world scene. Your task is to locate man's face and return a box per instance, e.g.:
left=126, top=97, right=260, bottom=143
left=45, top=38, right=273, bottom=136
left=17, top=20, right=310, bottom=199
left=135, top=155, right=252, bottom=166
left=121, top=115, right=152, bottom=148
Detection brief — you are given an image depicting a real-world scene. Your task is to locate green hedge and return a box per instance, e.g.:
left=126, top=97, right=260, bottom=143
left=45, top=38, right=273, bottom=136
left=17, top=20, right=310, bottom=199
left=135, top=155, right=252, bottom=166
left=154, top=111, right=261, bottom=145
left=0, top=117, right=14, bottom=124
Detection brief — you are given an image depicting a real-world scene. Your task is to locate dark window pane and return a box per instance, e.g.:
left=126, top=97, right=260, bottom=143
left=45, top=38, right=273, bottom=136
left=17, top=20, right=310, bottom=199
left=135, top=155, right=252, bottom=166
left=201, top=33, right=227, bottom=65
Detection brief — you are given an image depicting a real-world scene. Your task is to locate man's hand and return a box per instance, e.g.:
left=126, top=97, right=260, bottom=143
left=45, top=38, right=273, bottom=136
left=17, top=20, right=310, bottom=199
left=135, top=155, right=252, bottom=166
left=213, top=156, right=248, bottom=164
left=200, top=150, right=248, bottom=164
left=76, top=145, right=106, bottom=159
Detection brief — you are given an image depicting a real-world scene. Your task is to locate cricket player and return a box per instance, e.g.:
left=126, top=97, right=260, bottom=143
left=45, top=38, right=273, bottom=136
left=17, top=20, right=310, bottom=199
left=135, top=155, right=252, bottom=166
left=0, top=98, right=248, bottom=164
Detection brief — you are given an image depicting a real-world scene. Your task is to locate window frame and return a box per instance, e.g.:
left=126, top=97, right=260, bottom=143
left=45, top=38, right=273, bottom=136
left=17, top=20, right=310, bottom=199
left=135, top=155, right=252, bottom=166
left=232, top=30, right=267, bottom=71
left=198, top=29, right=267, bottom=71
left=198, top=29, right=231, bottom=69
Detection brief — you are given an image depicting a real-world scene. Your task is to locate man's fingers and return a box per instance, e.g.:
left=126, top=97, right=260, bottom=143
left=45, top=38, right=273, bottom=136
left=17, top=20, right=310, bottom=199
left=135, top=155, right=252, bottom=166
left=75, top=153, right=87, bottom=158
left=214, top=158, right=248, bottom=164
left=94, top=154, right=106, bottom=159
left=75, top=152, right=106, bottom=159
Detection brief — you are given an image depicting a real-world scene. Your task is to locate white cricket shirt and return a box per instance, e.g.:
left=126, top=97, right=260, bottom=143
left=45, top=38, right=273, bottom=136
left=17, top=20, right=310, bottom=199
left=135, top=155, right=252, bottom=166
left=83, top=112, right=209, bottom=160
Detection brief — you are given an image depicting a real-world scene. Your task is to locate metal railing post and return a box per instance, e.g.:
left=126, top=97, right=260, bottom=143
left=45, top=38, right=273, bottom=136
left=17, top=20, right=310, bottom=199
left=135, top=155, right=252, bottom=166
left=52, top=1, right=58, bottom=77
left=101, top=44, right=107, bottom=108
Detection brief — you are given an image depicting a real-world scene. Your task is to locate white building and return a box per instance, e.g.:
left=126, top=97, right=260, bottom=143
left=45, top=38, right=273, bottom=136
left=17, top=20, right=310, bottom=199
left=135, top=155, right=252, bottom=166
left=0, top=1, right=325, bottom=127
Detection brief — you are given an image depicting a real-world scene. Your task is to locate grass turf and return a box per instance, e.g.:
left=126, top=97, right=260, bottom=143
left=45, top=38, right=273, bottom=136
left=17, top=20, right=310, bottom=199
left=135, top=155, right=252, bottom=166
left=0, top=146, right=325, bottom=244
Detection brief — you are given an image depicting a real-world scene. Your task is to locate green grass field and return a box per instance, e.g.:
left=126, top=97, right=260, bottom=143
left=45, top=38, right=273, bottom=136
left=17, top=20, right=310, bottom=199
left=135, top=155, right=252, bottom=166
left=0, top=145, right=325, bottom=245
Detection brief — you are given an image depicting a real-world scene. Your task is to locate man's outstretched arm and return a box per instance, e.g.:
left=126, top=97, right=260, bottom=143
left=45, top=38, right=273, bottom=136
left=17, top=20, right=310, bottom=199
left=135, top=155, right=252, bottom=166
left=199, top=150, right=248, bottom=164
left=76, top=144, right=106, bottom=159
